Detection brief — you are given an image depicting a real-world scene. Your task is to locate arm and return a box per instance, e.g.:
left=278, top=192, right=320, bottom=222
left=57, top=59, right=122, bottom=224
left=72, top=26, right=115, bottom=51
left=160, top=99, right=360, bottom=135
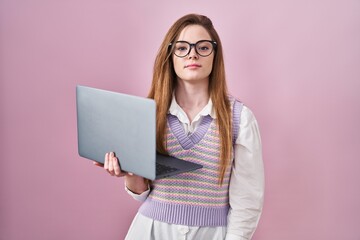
left=225, top=106, right=265, bottom=240
left=124, top=185, right=150, bottom=202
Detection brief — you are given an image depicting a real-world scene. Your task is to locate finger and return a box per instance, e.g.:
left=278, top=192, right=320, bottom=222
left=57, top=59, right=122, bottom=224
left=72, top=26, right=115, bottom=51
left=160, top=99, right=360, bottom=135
left=112, top=157, right=122, bottom=176
left=108, top=152, right=115, bottom=175
left=104, top=152, right=110, bottom=171
left=93, top=161, right=104, bottom=167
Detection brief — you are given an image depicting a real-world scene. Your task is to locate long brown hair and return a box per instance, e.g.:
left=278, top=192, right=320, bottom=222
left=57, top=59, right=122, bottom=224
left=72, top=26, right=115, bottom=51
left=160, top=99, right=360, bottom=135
left=148, top=14, right=232, bottom=184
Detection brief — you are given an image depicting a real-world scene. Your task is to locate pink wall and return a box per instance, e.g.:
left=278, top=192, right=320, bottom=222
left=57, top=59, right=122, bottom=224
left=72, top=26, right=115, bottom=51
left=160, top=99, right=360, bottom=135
left=1, top=0, right=359, bottom=239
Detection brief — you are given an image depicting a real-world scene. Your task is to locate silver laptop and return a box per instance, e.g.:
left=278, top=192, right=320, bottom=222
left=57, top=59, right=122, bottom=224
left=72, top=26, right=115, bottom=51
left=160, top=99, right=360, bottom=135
left=76, top=85, right=202, bottom=180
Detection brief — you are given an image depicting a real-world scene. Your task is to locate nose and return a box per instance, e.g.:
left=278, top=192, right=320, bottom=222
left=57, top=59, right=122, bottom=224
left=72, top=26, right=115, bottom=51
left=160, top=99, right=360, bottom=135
left=188, top=45, right=199, bottom=59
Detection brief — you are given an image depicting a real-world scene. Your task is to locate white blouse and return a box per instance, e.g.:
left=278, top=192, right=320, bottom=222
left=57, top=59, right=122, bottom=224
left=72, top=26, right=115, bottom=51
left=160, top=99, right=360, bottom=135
left=125, top=96, right=264, bottom=240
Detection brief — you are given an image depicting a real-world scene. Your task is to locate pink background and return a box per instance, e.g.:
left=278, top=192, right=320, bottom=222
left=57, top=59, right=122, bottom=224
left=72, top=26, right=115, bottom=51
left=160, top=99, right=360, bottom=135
left=1, top=0, right=359, bottom=239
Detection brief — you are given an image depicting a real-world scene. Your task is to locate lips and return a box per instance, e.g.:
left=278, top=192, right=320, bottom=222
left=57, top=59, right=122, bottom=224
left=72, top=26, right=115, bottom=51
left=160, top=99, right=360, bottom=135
left=185, top=63, right=201, bottom=68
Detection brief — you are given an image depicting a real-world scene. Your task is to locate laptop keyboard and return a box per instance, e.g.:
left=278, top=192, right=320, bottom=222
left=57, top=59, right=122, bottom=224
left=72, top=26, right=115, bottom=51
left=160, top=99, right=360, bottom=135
left=156, top=163, right=179, bottom=175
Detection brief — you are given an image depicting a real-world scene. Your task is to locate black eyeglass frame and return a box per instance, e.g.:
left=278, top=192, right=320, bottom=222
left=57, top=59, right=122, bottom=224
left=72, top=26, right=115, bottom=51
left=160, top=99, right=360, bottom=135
left=169, top=40, right=217, bottom=58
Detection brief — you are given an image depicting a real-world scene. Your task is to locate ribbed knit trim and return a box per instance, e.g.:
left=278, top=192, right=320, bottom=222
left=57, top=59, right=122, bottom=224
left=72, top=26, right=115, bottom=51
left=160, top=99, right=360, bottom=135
left=167, top=114, right=213, bottom=150
left=138, top=198, right=229, bottom=227
left=232, top=100, right=243, bottom=145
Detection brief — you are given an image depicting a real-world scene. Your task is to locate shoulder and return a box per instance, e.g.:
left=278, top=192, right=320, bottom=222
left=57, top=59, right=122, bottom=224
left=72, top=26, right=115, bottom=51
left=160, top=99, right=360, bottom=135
left=228, top=95, right=258, bottom=127
left=228, top=95, right=243, bottom=115
left=241, top=105, right=256, bottom=124
left=234, top=104, right=262, bottom=146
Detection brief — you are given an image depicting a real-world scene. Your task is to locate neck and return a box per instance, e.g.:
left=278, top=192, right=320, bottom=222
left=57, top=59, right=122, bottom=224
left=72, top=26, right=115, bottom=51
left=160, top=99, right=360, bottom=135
left=175, top=78, right=209, bottom=109
left=175, top=78, right=209, bottom=122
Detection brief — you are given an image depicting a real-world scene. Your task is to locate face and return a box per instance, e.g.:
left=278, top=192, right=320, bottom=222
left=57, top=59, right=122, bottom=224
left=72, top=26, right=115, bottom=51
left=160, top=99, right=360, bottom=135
left=172, top=25, right=215, bottom=84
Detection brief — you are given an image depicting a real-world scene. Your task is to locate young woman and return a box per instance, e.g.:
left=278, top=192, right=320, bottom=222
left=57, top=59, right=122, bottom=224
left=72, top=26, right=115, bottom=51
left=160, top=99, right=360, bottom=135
left=96, top=14, right=264, bottom=240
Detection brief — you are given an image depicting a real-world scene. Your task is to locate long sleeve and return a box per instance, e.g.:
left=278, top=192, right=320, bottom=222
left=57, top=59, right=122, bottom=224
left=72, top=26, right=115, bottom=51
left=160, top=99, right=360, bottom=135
left=226, top=106, right=265, bottom=240
left=124, top=185, right=150, bottom=202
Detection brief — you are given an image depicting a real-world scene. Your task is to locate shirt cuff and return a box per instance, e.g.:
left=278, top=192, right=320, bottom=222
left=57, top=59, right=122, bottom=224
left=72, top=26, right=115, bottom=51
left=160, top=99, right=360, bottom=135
left=124, top=185, right=150, bottom=202
left=225, top=233, right=249, bottom=240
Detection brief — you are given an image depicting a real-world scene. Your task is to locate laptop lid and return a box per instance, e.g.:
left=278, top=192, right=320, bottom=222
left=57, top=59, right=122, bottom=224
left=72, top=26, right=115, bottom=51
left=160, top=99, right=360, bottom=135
left=76, top=85, right=157, bottom=179
left=76, top=85, right=203, bottom=180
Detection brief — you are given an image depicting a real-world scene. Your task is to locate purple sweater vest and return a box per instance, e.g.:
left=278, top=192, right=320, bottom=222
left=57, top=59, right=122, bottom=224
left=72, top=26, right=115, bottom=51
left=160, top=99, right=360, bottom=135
left=138, top=98, right=243, bottom=226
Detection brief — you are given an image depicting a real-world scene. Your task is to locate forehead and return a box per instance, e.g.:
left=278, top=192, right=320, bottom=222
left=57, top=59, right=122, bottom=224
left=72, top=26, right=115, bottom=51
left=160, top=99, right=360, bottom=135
left=177, top=25, right=212, bottom=42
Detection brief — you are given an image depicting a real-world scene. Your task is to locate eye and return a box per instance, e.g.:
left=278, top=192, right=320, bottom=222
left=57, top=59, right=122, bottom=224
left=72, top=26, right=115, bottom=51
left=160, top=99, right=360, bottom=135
left=177, top=46, right=188, bottom=51
left=197, top=42, right=212, bottom=52
left=175, top=42, right=189, bottom=52
left=198, top=46, right=209, bottom=51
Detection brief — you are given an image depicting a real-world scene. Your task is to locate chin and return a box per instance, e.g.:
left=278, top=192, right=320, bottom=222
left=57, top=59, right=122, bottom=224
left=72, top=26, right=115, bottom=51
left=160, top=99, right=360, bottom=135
left=180, top=77, right=209, bottom=83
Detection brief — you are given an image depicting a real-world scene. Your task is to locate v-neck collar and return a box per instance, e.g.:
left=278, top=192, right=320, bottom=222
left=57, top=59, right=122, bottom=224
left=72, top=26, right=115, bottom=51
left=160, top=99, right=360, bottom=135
left=167, top=114, right=213, bottom=150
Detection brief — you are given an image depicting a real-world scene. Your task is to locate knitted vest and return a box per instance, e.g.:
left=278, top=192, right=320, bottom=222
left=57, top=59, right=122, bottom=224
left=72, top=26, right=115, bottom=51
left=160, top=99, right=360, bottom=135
left=138, top=98, right=243, bottom=226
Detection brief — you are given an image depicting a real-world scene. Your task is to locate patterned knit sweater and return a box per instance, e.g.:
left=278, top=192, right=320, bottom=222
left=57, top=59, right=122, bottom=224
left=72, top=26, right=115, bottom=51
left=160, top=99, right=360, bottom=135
left=138, top=98, right=243, bottom=227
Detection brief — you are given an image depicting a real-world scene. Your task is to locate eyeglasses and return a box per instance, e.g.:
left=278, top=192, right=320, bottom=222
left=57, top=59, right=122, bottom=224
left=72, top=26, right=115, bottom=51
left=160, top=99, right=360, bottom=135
left=170, top=40, right=217, bottom=58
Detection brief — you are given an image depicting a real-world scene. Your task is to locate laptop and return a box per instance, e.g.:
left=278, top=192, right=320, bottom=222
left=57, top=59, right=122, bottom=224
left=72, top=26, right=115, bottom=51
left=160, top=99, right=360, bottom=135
left=76, top=85, right=202, bottom=180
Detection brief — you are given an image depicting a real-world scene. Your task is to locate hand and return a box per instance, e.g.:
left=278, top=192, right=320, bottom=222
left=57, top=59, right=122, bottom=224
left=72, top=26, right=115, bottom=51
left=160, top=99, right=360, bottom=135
left=93, top=152, right=132, bottom=177
left=93, top=152, right=149, bottom=194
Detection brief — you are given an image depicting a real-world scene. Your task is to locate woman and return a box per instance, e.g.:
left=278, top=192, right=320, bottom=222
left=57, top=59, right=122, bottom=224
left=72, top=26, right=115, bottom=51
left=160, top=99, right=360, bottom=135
left=96, top=13, right=264, bottom=240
